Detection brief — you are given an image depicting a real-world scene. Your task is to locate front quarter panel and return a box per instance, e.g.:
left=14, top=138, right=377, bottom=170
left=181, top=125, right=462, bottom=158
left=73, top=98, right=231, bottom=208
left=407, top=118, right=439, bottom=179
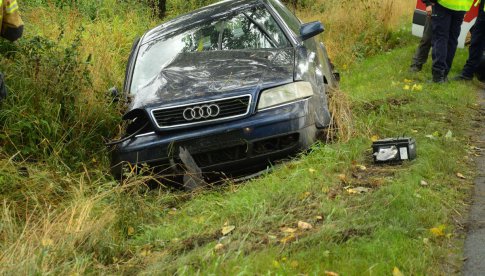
left=295, top=41, right=331, bottom=128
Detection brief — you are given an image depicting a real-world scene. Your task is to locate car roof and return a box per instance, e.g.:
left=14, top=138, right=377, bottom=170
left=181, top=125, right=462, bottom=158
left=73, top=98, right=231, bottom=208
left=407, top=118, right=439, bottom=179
left=142, top=0, right=267, bottom=44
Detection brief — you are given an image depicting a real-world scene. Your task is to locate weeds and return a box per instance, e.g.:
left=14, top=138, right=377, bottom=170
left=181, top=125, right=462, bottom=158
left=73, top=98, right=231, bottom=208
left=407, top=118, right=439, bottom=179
left=0, top=31, right=118, bottom=168
left=0, top=0, right=477, bottom=274
left=298, top=0, right=414, bottom=66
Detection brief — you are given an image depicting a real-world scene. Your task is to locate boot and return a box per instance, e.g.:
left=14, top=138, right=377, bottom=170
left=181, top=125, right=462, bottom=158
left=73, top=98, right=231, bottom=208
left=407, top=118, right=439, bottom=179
left=409, top=64, right=422, bottom=72
left=432, top=70, right=447, bottom=84
left=451, top=73, right=473, bottom=82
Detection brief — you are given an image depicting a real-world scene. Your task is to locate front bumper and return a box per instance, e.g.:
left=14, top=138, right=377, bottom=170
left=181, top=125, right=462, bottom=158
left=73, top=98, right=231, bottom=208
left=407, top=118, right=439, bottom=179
left=111, top=99, right=318, bottom=177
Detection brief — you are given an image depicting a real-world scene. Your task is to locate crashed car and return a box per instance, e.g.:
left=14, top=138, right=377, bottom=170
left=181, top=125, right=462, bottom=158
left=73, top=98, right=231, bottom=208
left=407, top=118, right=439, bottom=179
left=111, top=0, right=339, bottom=179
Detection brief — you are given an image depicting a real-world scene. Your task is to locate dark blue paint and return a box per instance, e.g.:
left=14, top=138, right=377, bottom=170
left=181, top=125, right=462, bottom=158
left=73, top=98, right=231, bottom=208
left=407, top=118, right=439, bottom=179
left=300, top=21, right=324, bottom=41
left=111, top=0, right=339, bottom=178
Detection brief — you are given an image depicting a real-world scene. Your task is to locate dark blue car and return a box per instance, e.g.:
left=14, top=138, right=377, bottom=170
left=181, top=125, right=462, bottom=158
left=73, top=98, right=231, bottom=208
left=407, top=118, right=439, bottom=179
left=111, top=0, right=339, bottom=179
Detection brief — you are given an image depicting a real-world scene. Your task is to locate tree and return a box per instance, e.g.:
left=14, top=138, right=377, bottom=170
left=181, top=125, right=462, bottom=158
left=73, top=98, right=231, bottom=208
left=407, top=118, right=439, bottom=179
left=148, top=0, right=166, bottom=19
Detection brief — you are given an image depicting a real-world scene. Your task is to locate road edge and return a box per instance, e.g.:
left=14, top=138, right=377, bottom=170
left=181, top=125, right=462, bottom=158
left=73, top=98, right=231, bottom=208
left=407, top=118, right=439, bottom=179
left=462, top=87, right=485, bottom=276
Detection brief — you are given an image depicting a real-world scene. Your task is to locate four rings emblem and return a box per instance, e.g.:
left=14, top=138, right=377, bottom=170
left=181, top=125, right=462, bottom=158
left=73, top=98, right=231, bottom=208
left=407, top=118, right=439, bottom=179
left=183, top=104, right=220, bottom=121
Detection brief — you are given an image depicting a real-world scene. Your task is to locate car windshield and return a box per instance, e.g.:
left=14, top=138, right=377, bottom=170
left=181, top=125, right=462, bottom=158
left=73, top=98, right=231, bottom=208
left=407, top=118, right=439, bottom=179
left=130, top=5, right=290, bottom=93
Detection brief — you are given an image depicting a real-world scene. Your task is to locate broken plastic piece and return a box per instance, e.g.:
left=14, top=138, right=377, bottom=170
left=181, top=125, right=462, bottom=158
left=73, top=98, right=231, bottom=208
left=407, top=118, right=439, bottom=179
left=179, top=147, right=208, bottom=190
left=373, top=146, right=398, bottom=161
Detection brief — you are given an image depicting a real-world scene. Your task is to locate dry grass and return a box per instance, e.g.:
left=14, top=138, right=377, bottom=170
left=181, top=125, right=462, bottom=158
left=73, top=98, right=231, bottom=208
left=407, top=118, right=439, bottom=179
left=298, top=0, right=415, bottom=66
left=327, top=86, right=353, bottom=142
left=0, top=1, right=422, bottom=274
left=0, top=161, right=159, bottom=274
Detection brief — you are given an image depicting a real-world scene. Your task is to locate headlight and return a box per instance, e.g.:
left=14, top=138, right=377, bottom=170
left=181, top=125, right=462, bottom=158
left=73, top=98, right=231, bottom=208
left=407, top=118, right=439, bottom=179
left=257, top=82, right=314, bottom=110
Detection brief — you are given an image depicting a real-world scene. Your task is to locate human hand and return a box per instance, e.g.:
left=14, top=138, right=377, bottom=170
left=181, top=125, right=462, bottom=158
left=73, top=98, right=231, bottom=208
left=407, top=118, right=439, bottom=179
left=426, top=5, right=432, bottom=16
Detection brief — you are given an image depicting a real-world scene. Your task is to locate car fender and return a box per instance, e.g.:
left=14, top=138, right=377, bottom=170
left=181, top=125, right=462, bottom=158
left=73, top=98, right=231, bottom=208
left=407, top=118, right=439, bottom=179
left=294, top=44, right=331, bottom=128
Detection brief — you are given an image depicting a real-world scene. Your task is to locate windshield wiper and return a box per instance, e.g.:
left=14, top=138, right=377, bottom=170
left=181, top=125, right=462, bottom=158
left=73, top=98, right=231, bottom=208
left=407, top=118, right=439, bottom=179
left=242, top=12, right=278, bottom=48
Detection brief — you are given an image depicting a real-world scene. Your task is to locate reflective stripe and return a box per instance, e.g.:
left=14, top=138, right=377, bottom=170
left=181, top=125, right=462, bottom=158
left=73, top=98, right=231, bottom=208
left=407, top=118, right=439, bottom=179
left=438, top=0, right=474, bottom=11
left=474, top=0, right=485, bottom=10
left=5, top=1, right=18, bottom=14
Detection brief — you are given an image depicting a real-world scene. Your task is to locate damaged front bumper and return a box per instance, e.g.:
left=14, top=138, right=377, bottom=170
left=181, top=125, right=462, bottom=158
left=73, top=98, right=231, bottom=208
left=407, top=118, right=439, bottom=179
left=110, top=99, right=318, bottom=177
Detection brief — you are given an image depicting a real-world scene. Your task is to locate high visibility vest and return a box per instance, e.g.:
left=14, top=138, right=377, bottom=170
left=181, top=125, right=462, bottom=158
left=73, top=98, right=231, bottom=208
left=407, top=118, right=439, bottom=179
left=474, top=0, right=485, bottom=11
left=438, top=0, right=474, bottom=11
left=1, top=0, right=20, bottom=31
left=1, top=0, right=23, bottom=42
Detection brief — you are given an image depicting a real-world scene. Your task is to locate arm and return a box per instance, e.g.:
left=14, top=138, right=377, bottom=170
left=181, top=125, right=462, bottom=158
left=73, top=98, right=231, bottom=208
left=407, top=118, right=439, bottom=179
left=421, top=0, right=433, bottom=16
left=421, top=0, right=433, bottom=6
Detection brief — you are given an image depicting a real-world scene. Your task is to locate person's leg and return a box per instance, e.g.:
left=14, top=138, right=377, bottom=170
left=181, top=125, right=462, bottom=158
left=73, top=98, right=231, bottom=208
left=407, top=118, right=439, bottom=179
left=432, top=4, right=452, bottom=82
left=411, top=16, right=433, bottom=70
left=444, top=10, right=466, bottom=77
left=0, top=73, right=7, bottom=102
left=461, top=18, right=485, bottom=78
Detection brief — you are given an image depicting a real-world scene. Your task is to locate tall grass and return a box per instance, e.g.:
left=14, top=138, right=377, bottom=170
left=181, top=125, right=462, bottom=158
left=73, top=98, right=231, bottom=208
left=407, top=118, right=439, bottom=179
left=298, top=0, right=415, bottom=66
left=0, top=0, right=421, bottom=274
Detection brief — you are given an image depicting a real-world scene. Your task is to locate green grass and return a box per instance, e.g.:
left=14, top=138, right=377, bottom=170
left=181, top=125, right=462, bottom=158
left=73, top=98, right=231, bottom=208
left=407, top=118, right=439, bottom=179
left=129, top=46, right=478, bottom=275
left=112, top=46, right=476, bottom=275
left=0, top=1, right=482, bottom=274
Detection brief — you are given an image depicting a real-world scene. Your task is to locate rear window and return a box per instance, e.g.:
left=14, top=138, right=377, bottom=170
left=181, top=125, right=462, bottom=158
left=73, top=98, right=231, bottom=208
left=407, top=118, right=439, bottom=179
left=130, top=5, right=290, bottom=93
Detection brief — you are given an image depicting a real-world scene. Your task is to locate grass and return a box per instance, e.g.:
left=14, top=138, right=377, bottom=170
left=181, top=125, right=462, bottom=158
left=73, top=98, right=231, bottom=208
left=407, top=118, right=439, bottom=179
left=1, top=44, right=479, bottom=275
left=297, top=0, right=415, bottom=66
left=0, top=0, right=482, bottom=274
left=126, top=46, right=477, bottom=275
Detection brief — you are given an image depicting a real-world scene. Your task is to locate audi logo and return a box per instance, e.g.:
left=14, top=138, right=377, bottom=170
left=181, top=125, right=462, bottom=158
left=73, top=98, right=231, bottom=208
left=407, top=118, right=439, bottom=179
left=183, top=104, right=220, bottom=121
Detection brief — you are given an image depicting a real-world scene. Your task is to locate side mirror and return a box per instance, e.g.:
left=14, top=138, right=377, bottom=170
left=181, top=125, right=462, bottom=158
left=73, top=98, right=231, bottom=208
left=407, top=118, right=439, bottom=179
left=108, top=86, right=120, bottom=103
left=300, top=21, right=324, bottom=41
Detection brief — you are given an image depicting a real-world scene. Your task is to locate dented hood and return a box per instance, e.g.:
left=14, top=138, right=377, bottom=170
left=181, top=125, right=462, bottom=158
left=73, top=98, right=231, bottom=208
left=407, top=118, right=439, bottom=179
left=128, top=48, right=295, bottom=110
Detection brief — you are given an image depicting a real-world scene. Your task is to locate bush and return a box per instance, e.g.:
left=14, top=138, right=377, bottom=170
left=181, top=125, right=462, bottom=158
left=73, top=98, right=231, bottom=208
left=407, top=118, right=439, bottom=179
left=0, top=28, right=119, bottom=168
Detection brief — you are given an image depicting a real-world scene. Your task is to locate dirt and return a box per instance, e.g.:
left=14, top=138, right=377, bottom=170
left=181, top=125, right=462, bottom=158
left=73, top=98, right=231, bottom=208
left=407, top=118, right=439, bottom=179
left=462, top=88, right=485, bottom=276
left=361, top=96, right=413, bottom=111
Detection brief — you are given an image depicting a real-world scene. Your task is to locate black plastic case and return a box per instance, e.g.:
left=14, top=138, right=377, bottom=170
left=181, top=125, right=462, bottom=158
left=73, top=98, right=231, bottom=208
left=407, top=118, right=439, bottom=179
left=372, top=137, right=417, bottom=164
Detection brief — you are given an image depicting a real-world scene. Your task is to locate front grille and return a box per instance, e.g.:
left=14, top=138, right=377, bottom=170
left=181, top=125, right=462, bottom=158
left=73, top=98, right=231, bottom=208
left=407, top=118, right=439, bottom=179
left=193, top=145, right=249, bottom=167
left=187, top=133, right=300, bottom=168
left=151, top=95, right=251, bottom=129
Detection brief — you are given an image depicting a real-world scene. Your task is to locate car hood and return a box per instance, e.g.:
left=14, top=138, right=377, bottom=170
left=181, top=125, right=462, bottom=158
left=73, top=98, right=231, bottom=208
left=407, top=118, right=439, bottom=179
left=128, top=48, right=295, bottom=110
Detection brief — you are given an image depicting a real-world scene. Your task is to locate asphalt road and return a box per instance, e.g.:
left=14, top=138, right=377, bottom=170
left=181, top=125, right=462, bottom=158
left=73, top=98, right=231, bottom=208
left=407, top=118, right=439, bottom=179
left=462, top=88, right=485, bottom=276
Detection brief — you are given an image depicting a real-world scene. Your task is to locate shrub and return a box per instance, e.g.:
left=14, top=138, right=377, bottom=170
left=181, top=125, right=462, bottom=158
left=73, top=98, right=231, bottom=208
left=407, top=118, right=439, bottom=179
left=0, top=28, right=119, bottom=168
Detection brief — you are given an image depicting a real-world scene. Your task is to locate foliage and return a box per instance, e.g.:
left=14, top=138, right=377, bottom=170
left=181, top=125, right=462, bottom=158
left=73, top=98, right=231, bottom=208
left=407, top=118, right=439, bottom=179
left=0, top=0, right=479, bottom=274
left=298, top=0, right=414, bottom=66
left=0, top=30, right=119, bottom=168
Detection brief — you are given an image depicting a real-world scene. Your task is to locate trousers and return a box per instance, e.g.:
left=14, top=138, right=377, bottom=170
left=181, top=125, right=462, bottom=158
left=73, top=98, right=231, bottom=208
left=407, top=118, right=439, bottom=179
left=411, top=15, right=433, bottom=68
left=461, top=1, right=485, bottom=78
left=431, top=3, right=466, bottom=77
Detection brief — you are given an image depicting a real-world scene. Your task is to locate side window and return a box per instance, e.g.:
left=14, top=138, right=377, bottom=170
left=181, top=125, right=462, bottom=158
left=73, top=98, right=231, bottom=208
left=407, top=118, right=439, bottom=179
left=222, top=6, right=290, bottom=50
left=269, top=0, right=301, bottom=36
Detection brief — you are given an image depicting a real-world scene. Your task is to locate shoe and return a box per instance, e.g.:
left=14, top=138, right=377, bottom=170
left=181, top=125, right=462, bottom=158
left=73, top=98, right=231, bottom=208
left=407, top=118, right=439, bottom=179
left=409, top=65, right=422, bottom=72
left=432, top=69, right=448, bottom=83
left=451, top=74, right=473, bottom=82
left=432, top=75, right=448, bottom=83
